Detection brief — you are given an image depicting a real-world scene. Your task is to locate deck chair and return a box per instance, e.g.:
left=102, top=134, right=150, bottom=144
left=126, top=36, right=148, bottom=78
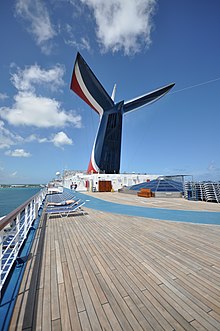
left=47, top=193, right=76, bottom=204
left=46, top=198, right=81, bottom=211
left=46, top=201, right=85, bottom=218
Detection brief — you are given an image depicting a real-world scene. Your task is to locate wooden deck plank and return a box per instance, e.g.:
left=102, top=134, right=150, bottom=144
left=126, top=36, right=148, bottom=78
left=22, top=253, right=41, bottom=329
left=70, top=233, right=113, bottom=331
left=79, top=311, right=92, bottom=331
left=74, top=233, right=148, bottom=330
left=8, top=202, right=220, bottom=331
left=93, top=255, right=144, bottom=331
left=78, top=277, right=102, bottom=331
left=81, top=211, right=220, bottom=330
left=51, top=319, right=62, bottom=331
left=112, top=269, right=173, bottom=331
left=76, top=219, right=167, bottom=330
left=50, top=248, right=60, bottom=321
left=142, top=287, right=187, bottom=331
left=169, top=278, right=212, bottom=313
left=189, top=271, right=220, bottom=297
left=96, top=273, right=134, bottom=331
left=58, top=282, right=72, bottom=330
left=102, top=303, right=123, bottom=331
left=61, top=261, right=82, bottom=331
left=190, top=320, right=208, bottom=331
left=184, top=273, right=220, bottom=303
left=9, top=292, right=24, bottom=331
left=209, top=310, right=220, bottom=323
left=55, top=239, right=64, bottom=284
left=175, top=277, right=220, bottom=314
left=65, top=221, right=109, bottom=305
left=33, top=288, right=43, bottom=331
left=124, top=295, right=155, bottom=331
left=75, top=229, right=128, bottom=300
left=56, top=220, right=67, bottom=263
left=44, top=223, right=51, bottom=267
left=197, top=267, right=220, bottom=286
left=42, top=218, right=52, bottom=330
left=42, top=264, right=51, bottom=331
left=62, top=234, right=85, bottom=312
left=85, top=226, right=173, bottom=330
left=141, top=288, right=197, bottom=331
left=159, top=283, right=220, bottom=330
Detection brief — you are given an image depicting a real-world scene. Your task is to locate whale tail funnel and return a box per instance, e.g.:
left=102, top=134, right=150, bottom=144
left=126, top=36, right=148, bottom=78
left=70, top=53, right=175, bottom=174
left=123, top=82, right=175, bottom=114
left=70, top=52, right=114, bottom=117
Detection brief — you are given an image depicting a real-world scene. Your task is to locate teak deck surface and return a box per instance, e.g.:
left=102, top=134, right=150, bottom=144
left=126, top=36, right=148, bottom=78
left=9, top=199, right=220, bottom=330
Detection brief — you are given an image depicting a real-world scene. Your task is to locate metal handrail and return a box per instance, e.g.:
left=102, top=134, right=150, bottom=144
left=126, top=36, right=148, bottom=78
left=0, top=188, right=47, bottom=292
left=0, top=188, right=46, bottom=231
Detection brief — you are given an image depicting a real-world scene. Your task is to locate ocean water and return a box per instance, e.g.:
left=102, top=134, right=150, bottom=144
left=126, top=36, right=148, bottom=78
left=0, top=187, right=41, bottom=217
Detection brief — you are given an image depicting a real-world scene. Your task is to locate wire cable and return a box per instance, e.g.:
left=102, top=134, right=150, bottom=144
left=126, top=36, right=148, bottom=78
left=170, top=77, right=220, bottom=94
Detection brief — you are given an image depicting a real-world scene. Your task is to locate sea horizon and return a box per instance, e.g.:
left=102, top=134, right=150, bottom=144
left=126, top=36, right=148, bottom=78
left=0, top=186, right=42, bottom=217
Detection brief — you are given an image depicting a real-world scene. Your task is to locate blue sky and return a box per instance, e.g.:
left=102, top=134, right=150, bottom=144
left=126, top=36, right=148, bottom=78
left=0, top=0, right=220, bottom=184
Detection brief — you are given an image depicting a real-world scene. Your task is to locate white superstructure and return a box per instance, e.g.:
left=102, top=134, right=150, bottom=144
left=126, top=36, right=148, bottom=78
left=63, top=171, right=160, bottom=192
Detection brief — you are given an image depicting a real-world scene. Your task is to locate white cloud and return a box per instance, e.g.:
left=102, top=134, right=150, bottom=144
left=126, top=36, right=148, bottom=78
left=11, top=171, right=18, bottom=177
left=0, top=120, right=23, bottom=149
left=0, top=121, right=74, bottom=152
left=0, top=164, right=21, bottom=183
left=25, top=132, right=73, bottom=147
left=65, top=36, right=91, bottom=51
left=0, top=93, right=8, bottom=101
left=0, top=92, right=82, bottom=128
left=11, top=64, right=65, bottom=92
left=5, top=149, right=31, bottom=157
left=80, top=0, right=157, bottom=55
left=25, top=134, right=48, bottom=143
left=0, top=64, right=82, bottom=129
left=15, top=0, right=157, bottom=56
left=64, top=24, right=91, bottom=51
left=207, top=160, right=218, bottom=172
left=15, top=0, right=56, bottom=54
left=51, top=131, right=73, bottom=147
left=191, top=161, right=220, bottom=181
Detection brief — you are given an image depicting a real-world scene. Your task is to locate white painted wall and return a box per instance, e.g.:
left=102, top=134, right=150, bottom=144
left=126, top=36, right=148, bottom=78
left=63, top=172, right=160, bottom=192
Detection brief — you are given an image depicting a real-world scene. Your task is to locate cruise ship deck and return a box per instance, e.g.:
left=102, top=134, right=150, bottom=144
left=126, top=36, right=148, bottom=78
left=8, top=193, right=220, bottom=330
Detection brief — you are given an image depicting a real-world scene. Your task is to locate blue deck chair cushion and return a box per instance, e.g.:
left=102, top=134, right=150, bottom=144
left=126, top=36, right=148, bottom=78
left=46, top=201, right=85, bottom=218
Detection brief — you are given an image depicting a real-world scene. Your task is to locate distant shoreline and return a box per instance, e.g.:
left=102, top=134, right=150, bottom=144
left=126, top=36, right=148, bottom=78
left=0, top=184, right=45, bottom=189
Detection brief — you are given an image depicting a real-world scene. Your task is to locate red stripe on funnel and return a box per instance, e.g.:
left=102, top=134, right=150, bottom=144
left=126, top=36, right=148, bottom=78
left=87, top=158, right=98, bottom=174
left=71, top=72, right=99, bottom=115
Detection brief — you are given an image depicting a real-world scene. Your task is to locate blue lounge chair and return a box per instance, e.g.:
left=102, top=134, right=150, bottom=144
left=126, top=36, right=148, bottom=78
left=47, top=193, right=76, bottom=204
left=46, top=201, right=85, bottom=218
left=46, top=198, right=81, bottom=211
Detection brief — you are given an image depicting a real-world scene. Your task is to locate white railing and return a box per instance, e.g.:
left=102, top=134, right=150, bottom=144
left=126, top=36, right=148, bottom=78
left=0, top=188, right=47, bottom=293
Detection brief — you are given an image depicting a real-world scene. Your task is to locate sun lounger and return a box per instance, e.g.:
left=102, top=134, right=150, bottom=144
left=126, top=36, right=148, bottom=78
left=46, top=201, right=85, bottom=218
left=46, top=198, right=81, bottom=211
left=47, top=193, right=76, bottom=204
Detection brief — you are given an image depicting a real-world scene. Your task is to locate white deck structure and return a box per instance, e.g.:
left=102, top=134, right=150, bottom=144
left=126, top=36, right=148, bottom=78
left=63, top=172, right=160, bottom=192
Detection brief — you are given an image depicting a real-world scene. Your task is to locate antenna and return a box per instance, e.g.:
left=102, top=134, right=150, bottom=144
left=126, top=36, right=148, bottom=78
left=111, top=84, right=117, bottom=101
